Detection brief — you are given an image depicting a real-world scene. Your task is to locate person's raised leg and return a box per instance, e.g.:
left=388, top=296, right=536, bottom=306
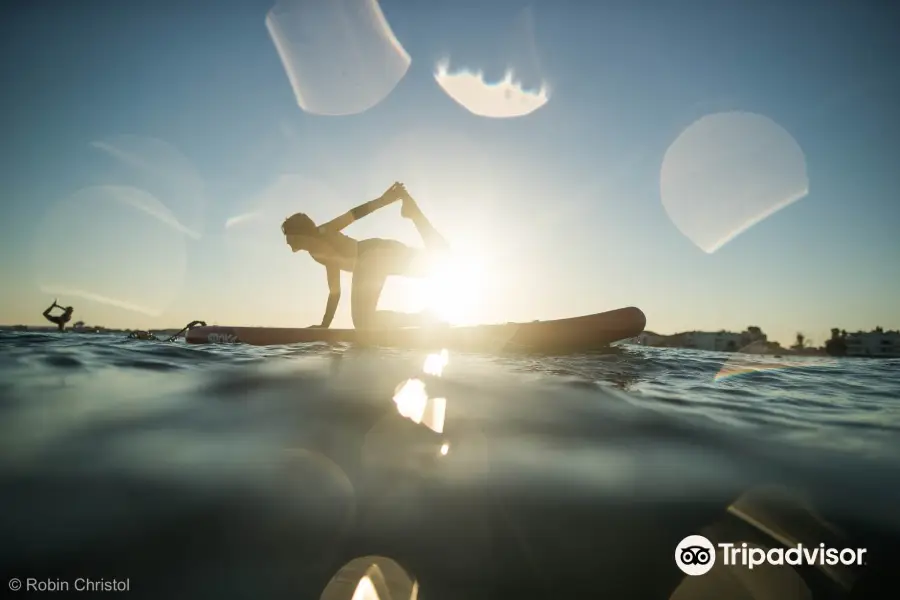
left=42, top=302, right=55, bottom=319
left=42, top=302, right=58, bottom=325
left=400, top=195, right=450, bottom=254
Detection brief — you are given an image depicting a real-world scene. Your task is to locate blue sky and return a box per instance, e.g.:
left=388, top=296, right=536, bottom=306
left=1, top=0, right=897, bottom=346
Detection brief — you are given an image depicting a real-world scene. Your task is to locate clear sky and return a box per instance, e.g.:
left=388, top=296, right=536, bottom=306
left=1, top=0, right=898, bottom=346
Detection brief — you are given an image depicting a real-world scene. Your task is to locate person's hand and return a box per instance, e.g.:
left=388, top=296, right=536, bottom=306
left=382, top=182, right=406, bottom=202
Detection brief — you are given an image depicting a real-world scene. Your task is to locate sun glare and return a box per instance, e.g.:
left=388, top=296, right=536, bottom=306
left=419, top=253, right=485, bottom=324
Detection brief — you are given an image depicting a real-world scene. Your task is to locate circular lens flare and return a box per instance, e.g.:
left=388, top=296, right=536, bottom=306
left=266, top=0, right=411, bottom=116
left=661, top=111, right=808, bottom=253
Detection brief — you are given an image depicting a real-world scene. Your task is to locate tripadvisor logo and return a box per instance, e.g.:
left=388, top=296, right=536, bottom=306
left=675, top=535, right=716, bottom=576
left=675, top=535, right=867, bottom=576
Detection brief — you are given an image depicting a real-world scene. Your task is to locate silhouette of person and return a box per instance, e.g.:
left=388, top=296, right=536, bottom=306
left=282, top=182, right=450, bottom=330
left=42, top=299, right=74, bottom=332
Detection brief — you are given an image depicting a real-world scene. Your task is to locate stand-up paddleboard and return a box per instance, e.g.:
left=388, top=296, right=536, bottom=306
left=185, top=307, right=646, bottom=353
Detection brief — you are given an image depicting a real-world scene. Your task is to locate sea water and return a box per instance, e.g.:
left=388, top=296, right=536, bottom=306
left=1, top=331, right=898, bottom=599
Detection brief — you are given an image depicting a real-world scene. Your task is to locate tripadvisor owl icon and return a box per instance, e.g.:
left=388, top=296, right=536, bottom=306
left=675, top=535, right=716, bottom=576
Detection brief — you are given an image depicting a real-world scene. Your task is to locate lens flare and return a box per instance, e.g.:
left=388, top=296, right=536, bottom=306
left=321, top=556, right=418, bottom=600
left=435, top=62, right=549, bottom=118
left=91, top=135, right=206, bottom=239
left=266, top=0, right=411, bottom=116
left=661, top=111, right=808, bottom=253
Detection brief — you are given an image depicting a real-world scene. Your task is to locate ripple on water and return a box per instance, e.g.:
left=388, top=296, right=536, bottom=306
left=1, top=335, right=898, bottom=511
left=1, top=334, right=899, bottom=600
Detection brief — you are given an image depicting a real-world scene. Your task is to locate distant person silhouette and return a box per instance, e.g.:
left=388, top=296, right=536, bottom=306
left=42, top=299, right=74, bottom=331
left=281, top=182, right=450, bottom=330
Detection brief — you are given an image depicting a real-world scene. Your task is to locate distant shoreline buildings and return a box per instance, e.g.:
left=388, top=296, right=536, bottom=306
left=823, top=327, right=900, bottom=358
left=2, top=321, right=899, bottom=358
left=628, top=326, right=900, bottom=359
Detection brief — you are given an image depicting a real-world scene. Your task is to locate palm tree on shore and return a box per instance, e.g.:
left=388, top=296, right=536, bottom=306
left=826, top=327, right=849, bottom=356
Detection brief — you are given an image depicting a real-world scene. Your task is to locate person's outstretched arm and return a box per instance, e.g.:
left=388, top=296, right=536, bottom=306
left=318, top=265, right=341, bottom=328
left=319, top=183, right=405, bottom=234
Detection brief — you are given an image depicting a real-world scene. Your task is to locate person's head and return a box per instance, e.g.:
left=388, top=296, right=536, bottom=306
left=281, top=213, right=321, bottom=252
left=63, top=306, right=73, bottom=315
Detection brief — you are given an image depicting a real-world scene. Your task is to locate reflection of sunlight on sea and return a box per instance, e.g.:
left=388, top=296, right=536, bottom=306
left=423, top=349, right=449, bottom=376
left=392, top=350, right=449, bottom=435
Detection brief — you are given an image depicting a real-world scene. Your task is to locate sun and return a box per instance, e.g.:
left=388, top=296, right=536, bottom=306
left=419, top=252, right=485, bottom=325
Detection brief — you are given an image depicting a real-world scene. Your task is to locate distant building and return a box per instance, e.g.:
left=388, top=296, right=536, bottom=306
left=683, top=331, right=738, bottom=351
left=666, top=327, right=767, bottom=352
left=630, top=326, right=768, bottom=352
left=829, top=326, right=900, bottom=358
left=631, top=331, right=666, bottom=346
